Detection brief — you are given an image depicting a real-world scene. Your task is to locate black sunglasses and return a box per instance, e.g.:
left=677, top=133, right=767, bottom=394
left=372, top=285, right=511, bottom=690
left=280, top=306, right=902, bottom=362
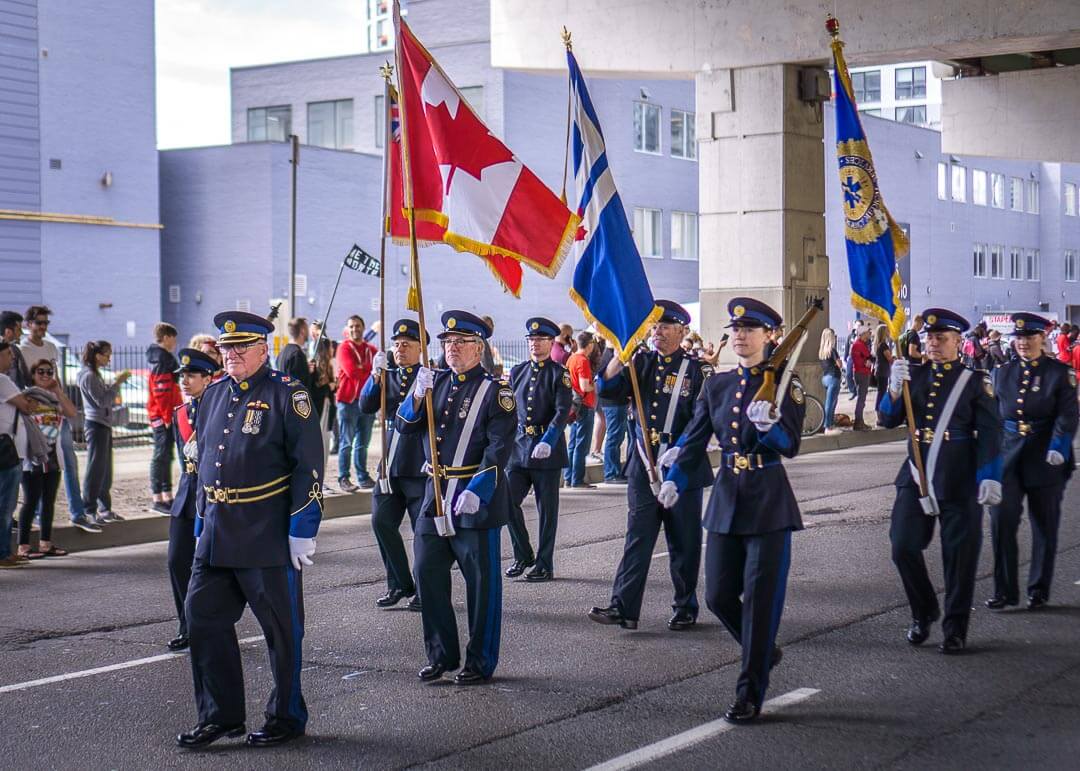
left=34, top=368, right=54, bottom=376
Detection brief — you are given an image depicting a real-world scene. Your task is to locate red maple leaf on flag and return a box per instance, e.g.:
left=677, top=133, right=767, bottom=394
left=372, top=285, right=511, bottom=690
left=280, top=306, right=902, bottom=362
left=425, top=98, right=514, bottom=191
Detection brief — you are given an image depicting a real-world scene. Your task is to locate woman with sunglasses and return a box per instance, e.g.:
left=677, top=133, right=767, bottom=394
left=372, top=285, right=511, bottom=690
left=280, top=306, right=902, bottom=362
left=78, top=340, right=130, bottom=524
left=16, top=359, right=77, bottom=558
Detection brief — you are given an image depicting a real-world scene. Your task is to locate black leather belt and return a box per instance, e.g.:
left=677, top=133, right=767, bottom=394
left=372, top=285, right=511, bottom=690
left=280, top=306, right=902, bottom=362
left=1004, top=419, right=1051, bottom=436
left=722, top=452, right=780, bottom=474
left=916, top=428, right=975, bottom=443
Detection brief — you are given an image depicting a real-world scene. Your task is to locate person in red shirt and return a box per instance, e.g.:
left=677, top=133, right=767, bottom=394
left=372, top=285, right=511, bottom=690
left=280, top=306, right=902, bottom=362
left=336, top=315, right=377, bottom=492
left=564, top=332, right=597, bottom=488
left=147, top=322, right=184, bottom=513
left=850, top=324, right=873, bottom=431
left=1056, top=325, right=1074, bottom=365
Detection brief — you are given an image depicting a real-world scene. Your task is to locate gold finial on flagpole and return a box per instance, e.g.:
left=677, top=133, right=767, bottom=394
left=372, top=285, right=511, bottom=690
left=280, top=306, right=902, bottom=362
left=825, top=14, right=841, bottom=40
left=379, top=61, right=394, bottom=80
left=561, top=26, right=572, bottom=51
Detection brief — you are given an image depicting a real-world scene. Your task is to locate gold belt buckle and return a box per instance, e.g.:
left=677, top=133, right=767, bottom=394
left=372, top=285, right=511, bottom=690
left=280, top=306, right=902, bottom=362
left=1018, top=421, right=1031, bottom=436
left=525, top=425, right=537, bottom=436
left=649, top=428, right=661, bottom=446
left=920, top=428, right=934, bottom=443
left=734, top=454, right=749, bottom=470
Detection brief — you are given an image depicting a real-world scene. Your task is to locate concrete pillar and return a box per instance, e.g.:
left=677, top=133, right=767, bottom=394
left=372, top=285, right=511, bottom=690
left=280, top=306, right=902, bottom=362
left=696, top=64, right=829, bottom=382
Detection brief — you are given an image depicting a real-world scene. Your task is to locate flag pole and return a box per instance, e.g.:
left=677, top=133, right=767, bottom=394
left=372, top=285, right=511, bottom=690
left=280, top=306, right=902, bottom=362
left=626, top=355, right=661, bottom=492
left=376, top=63, right=394, bottom=493
left=559, top=27, right=573, bottom=205
left=394, top=2, right=447, bottom=525
left=318, top=258, right=347, bottom=334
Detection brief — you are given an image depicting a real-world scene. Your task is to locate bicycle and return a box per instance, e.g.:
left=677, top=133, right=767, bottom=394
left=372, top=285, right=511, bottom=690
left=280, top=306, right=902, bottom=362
left=801, top=393, right=825, bottom=437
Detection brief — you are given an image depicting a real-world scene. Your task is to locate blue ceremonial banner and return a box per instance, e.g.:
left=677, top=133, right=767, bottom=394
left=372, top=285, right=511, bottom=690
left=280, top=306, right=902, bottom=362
left=566, top=49, right=661, bottom=362
left=829, top=23, right=909, bottom=341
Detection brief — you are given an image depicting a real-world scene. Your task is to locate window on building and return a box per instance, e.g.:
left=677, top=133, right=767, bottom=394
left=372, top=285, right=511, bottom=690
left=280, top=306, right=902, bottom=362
left=895, top=105, right=927, bottom=125
left=1025, top=179, right=1040, bottom=214
left=633, top=102, right=661, bottom=154
left=633, top=207, right=662, bottom=257
left=1066, top=183, right=1078, bottom=216
left=307, top=99, right=354, bottom=150
left=895, top=66, right=927, bottom=99
left=670, top=109, right=696, bottom=160
left=247, top=105, right=292, bottom=142
left=671, top=212, right=698, bottom=260
left=973, top=243, right=987, bottom=278
left=851, top=70, right=881, bottom=103
left=991, top=173, right=1005, bottom=208
left=1026, top=249, right=1040, bottom=281
left=459, top=86, right=485, bottom=120
left=990, top=244, right=1004, bottom=278
left=937, top=163, right=948, bottom=200
left=950, top=164, right=966, bottom=202
left=365, top=0, right=395, bottom=52
left=1066, top=250, right=1078, bottom=282
left=1009, top=247, right=1023, bottom=279
left=972, top=170, right=987, bottom=206
left=1009, top=177, right=1024, bottom=211
left=859, top=108, right=881, bottom=117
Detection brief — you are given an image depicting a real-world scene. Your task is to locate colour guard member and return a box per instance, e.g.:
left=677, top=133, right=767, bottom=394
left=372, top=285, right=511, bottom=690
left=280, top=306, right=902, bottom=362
left=178, top=311, right=324, bottom=749
left=361, top=318, right=428, bottom=611
left=881, top=308, right=1002, bottom=654
left=987, top=312, right=1078, bottom=611
left=660, top=298, right=805, bottom=724
left=165, top=348, right=218, bottom=653
left=504, top=317, right=573, bottom=582
left=396, top=311, right=516, bottom=685
left=588, top=300, right=713, bottom=631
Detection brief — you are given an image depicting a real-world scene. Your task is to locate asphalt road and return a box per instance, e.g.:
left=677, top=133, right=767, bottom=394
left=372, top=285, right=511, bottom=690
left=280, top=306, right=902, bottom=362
left=3, top=440, right=1079, bottom=769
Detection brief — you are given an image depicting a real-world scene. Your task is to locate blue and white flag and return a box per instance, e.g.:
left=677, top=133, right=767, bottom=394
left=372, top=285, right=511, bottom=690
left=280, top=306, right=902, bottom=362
left=566, top=50, right=661, bottom=362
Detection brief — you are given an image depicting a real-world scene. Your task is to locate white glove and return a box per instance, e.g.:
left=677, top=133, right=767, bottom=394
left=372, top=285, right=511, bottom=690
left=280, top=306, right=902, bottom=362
left=452, top=489, right=480, bottom=515
left=977, top=479, right=1002, bottom=506
left=413, top=366, right=435, bottom=399
left=530, top=441, right=552, bottom=460
left=372, top=351, right=387, bottom=374
left=889, top=358, right=911, bottom=396
left=657, top=480, right=679, bottom=508
left=289, top=536, right=316, bottom=571
left=1046, top=450, right=1065, bottom=466
left=747, top=400, right=779, bottom=432
left=657, top=446, right=681, bottom=469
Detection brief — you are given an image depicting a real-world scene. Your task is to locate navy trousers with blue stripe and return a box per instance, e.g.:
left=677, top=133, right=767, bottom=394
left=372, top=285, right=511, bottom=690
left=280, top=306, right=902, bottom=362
left=185, top=559, right=307, bottom=730
left=705, top=529, right=791, bottom=708
left=414, top=527, right=502, bottom=677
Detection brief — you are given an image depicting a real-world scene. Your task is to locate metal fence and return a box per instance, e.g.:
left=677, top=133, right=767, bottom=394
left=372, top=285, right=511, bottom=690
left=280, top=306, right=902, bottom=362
left=60, top=344, right=155, bottom=449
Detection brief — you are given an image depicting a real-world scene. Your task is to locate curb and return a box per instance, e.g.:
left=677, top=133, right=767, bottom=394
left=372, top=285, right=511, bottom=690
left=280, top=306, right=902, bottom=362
left=13, top=428, right=906, bottom=554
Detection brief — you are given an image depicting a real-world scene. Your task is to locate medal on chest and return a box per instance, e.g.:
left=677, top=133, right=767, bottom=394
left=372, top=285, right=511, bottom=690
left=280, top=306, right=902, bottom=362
left=458, top=395, right=472, bottom=420
left=662, top=373, right=676, bottom=394
left=242, top=409, right=263, bottom=435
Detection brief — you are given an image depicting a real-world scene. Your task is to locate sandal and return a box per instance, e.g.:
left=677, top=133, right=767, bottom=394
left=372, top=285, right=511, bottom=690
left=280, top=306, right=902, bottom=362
left=18, top=550, right=45, bottom=560
left=41, top=546, right=69, bottom=557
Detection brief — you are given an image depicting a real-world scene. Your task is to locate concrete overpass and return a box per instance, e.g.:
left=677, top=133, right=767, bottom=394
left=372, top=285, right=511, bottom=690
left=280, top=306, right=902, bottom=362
left=490, top=0, right=1080, bottom=352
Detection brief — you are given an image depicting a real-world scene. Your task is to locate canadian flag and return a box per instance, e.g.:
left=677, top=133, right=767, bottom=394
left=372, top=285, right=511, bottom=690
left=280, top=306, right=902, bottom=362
left=388, top=17, right=578, bottom=296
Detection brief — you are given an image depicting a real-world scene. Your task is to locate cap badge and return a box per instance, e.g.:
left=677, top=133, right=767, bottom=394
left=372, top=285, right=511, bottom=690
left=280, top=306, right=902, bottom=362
left=733, top=305, right=745, bottom=318
left=926, top=314, right=937, bottom=325
left=447, top=317, right=457, bottom=329
left=223, top=320, right=237, bottom=333
left=398, top=323, right=407, bottom=333
left=1016, top=319, right=1025, bottom=329
left=181, top=355, right=190, bottom=365
left=530, top=321, right=539, bottom=330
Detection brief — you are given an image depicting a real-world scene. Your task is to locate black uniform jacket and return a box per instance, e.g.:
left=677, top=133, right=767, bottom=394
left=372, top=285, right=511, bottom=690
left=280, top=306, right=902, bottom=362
left=507, top=358, right=572, bottom=470
left=992, top=354, right=1078, bottom=487
left=596, top=347, right=714, bottom=491
left=194, top=365, right=325, bottom=568
left=360, top=365, right=426, bottom=479
left=395, top=364, right=517, bottom=533
left=878, top=359, right=1002, bottom=501
left=666, top=364, right=805, bottom=535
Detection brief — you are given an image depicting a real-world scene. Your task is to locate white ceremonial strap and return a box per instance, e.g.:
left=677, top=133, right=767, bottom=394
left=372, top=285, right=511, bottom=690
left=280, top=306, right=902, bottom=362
left=909, top=368, right=972, bottom=513
left=384, top=378, right=416, bottom=474
left=443, top=379, right=493, bottom=506
left=659, top=357, right=690, bottom=456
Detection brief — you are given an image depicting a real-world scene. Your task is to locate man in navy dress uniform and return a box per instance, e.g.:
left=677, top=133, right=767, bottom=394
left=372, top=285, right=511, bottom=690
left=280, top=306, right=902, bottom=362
left=361, top=318, right=428, bottom=611
left=165, top=348, right=218, bottom=653
left=661, top=298, right=805, bottom=724
left=588, top=300, right=713, bottom=631
left=177, top=311, right=324, bottom=749
left=880, top=308, right=1002, bottom=654
left=504, top=317, right=572, bottom=582
left=987, top=312, right=1078, bottom=610
left=395, top=311, right=516, bottom=685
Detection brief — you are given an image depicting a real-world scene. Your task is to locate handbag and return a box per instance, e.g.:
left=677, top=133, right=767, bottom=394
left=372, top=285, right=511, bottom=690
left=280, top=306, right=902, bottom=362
left=0, top=410, right=20, bottom=470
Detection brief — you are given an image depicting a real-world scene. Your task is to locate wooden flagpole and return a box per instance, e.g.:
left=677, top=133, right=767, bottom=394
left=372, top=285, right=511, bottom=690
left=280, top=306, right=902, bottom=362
left=376, top=64, right=393, bottom=492
left=559, top=27, right=573, bottom=205
left=626, top=356, right=661, bottom=491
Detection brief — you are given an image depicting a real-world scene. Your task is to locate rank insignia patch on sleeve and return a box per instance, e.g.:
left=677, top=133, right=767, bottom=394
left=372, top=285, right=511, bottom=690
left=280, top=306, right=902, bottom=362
left=983, top=376, right=995, bottom=398
left=499, top=388, right=515, bottom=412
left=292, top=390, right=312, bottom=419
left=562, top=371, right=572, bottom=388
left=790, top=380, right=805, bottom=405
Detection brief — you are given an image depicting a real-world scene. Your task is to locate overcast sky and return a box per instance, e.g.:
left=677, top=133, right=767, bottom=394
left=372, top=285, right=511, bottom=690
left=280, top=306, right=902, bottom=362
left=155, top=0, right=366, bottom=149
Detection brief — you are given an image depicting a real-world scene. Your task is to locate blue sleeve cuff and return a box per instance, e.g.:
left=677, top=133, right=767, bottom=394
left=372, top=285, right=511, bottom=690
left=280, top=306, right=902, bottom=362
left=759, top=422, right=791, bottom=453
left=289, top=497, right=322, bottom=538
left=664, top=461, right=689, bottom=493
left=1050, top=433, right=1072, bottom=458
left=360, top=376, right=377, bottom=400
left=465, top=466, right=497, bottom=504
left=879, top=390, right=903, bottom=417
left=193, top=514, right=204, bottom=538
left=976, top=456, right=1003, bottom=485
left=397, top=395, right=422, bottom=423
left=541, top=424, right=560, bottom=446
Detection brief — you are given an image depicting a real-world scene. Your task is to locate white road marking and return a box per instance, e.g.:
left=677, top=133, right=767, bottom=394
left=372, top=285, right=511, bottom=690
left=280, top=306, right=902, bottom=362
left=652, top=540, right=707, bottom=561
left=0, top=635, right=264, bottom=695
left=1075, top=579, right=1080, bottom=585
left=585, top=687, right=820, bottom=771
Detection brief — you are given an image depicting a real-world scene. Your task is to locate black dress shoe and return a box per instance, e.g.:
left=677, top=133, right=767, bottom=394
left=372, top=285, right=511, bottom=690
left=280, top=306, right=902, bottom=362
left=407, top=595, right=422, bottom=612
left=246, top=722, right=304, bottom=747
left=505, top=558, right=535, bottom=578
left=167, top=634, right=190, bottom=651
left=985, top=596, right=1018, bottom=610
left=723, top=699, right=760, bottom=724
left=418, top=664, right=449, bottom=682
left=176, top=722, right=246, bottom=748
left=667, top=609, right=696, bottom=631
left=454, top=668, right=489, bottom=685
left=1027, top=593, right=1048, bottom=610
left=906, top=618, right=933, bottom=646
left=524, top=567, right=553, bottom=582
left=769, top=646, right=783, bottom=670
left=376, top=588, right=412, bottom=608
left=588, top=605, right=638, bottom=630
left=939, top=635, right=966, bottom=655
